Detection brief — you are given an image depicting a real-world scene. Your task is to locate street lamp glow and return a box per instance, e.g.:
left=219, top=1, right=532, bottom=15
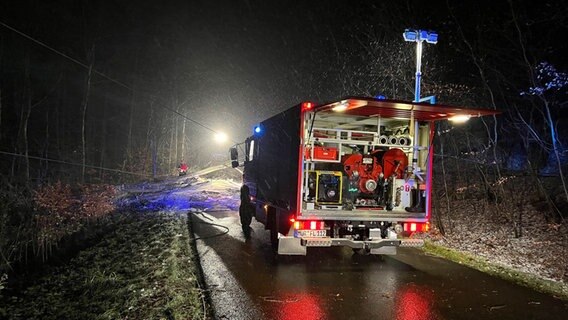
left=213, top=131, right=228, bottom=144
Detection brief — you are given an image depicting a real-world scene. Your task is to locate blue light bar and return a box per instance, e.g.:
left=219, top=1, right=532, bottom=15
left=403, top=29, right=438, bottom=44
left=426, top=32, right=438, bottom=44
left=403, top=29, right=417, bottom=41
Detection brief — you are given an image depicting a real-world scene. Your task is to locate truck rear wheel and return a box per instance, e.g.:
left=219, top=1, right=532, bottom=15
left=268, top=210, right=279, bottom=250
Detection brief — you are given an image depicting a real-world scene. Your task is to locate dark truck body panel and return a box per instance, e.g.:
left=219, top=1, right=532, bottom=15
left=244, top=105, right=300, bottom=230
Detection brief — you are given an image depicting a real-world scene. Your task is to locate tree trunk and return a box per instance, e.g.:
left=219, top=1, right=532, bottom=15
left=99, top=95, right=107, bottom=181
left=174, top=101, right=179, bottom=165
left=22, top=53, right=32, bottom=182
left=544, top=102, right=568, bottom=204
left=41, top=103, right=49, bottom=182
left=144, top=100, right=154, bottom=175
left=81, top=45, right=95, bottom=183
left=0, top=35, right=2, bottom=140
left=55, top=74, right=63, bottom=163
left=123, top=52, right=139, bottom=172
left=0, top=87, right=2, bottom=142
left=124, top=89, right=135, bottom=171
left=152, top=136, right=157, bottom=180
left=181, top=118, right=186, bottom=161
left=11, top=86, right=24, bottom=178
left=169, top=113, right=174, bottom=170
left=439, top=132, right=453, bottom=232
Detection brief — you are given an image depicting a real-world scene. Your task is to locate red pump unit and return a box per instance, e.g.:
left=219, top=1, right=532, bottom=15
left=343, top=153, right=382, bottom=194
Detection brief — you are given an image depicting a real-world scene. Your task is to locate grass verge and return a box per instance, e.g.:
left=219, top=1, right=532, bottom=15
left=0, top=211, right=204, bottom=320
left=423, top=240, right=568, bottom=301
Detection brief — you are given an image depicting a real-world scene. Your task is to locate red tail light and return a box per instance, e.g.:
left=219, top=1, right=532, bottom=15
left=292, top=220, right=324, bottom=230
left=403, top=222, right=429, bottom=233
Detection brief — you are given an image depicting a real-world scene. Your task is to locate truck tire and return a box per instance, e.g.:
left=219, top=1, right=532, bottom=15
left=239, top=185, right=253, bottom=238
left=240, top=213, right=252, bottom=238
left=268, top=210, right=279, bottom=250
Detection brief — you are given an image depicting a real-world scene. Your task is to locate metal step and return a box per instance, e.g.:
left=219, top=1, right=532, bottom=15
left=302, top=237, right=333, bottom=247
left=400, top=239, right=425, bottom=247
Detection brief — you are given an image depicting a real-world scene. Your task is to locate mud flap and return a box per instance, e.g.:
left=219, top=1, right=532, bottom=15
left=370, top=246, right=397, bottom=255
left=277, top=236, right=307, bottom=255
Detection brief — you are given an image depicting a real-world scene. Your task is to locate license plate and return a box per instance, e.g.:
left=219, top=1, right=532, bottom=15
left=298, top=230, right=327, bottom=237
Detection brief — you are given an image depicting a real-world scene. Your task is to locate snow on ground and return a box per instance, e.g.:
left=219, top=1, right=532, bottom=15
left=427, top=199, right=568, bottom=285
left=118, top=168, right=568, bottom=289
left=118, top=169, right=241, bottom=214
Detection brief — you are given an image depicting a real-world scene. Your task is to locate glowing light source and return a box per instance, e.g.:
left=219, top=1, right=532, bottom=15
left=302, top=102, right=313, bottom=111
left=332, top=101, right=348, bottom=112
left=404, top=29, right=438, bottom=44
left=254, top=125, right=262, bottom=134
left=403, top=30, right=417, bottom=41
left=403, top=29, right=438, bottom=102
left=410, top=223, right=417, bottom=232
left=214, top=131, right=228, bottom=143
left=448, top=114, right=471, bottom=123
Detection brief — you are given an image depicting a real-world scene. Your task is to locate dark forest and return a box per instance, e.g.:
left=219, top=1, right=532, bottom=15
left=0, top=0, right=567, bottom=318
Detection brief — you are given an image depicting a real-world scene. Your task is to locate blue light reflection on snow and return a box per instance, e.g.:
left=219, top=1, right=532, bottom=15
left=126, top=183, right=240, bottom=213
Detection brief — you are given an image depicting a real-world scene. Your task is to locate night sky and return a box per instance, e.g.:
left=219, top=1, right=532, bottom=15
left=1, top=0, right=566, bottom=179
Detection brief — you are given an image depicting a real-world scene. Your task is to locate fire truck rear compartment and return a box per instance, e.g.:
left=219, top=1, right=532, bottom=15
left=236, top=97, right=499, bottom=255
left=300, top=107, right=431, bottom=218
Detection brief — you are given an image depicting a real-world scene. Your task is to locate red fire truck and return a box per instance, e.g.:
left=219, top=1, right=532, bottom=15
left=230, top=97, right=497, bottom=255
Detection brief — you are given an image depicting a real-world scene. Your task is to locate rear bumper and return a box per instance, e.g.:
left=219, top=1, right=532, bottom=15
left=277, top=236, right=424, bottom=255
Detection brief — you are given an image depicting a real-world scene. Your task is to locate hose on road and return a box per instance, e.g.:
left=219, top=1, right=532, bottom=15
left=187, top=210, right=230, bottom=241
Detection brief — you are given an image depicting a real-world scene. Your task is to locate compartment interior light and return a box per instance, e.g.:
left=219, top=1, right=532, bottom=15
left=448, top=114, right=471, bottom=123
left=332, top=101, right=348, bottom=112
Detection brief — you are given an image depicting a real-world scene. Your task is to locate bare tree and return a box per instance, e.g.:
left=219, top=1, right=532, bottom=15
left=0, top=35, right=3, bottom=141
left=81, top=45, right=95, bottom=183
left=22, top=54, right=32, bottom=181
left=99, top=94, right=108, bottom=181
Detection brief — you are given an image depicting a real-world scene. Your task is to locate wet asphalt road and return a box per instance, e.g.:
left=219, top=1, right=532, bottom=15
left=191, top=210, right=568, bottom=320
